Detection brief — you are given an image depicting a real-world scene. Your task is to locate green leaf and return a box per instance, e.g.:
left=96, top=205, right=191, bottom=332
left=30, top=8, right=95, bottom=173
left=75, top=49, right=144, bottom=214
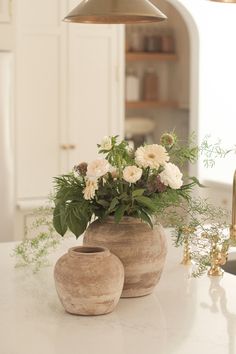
left=97, top=200, right=110, bottom=208
left=132, top=189, right=145, bottom=198
left=53, top=204, right=68, bottom=236
left=109, top=198, right=119, bottom=212
left=138, top=210, right=153, bottom=228
left=119, top=192, right=129, bottom=201
left=94, top=208, right=107, bottom=219
left=135, top=196, right=157, bottom=212
left=189, top=177, right=206, bottom=188
left=114, top=205, right=127, bottom=223
left=67, top=210, right=87, bottom=239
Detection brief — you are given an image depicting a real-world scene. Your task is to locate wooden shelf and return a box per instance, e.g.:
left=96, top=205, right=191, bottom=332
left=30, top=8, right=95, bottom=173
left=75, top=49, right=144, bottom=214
left=126, top=101, right=179, bottom=109
left=126, top=52, right=177, bottom=62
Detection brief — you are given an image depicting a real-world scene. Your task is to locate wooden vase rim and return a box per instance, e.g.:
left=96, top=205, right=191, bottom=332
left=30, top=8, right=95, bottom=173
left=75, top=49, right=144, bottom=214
left=101, top=216, right=153, bottom=225
left=68, top=246, right=110, bottom=258
left=104, top=216, right=143, bottom=224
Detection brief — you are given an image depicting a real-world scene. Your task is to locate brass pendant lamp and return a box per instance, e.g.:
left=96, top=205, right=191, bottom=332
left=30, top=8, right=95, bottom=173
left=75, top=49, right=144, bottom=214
left=210, top=0, right=236, bottom=2
left=64, top=0, right=167, bottom=24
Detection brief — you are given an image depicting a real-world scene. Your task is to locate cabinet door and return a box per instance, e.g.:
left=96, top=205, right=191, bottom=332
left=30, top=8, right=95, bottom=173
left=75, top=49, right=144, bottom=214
left=67, top=5, right=125, bottom=166
left=15, top=0, right=68, bottom=199
left=0, top=0, right=10, bottom=22
left=0, top=0, right=13, bottom=51
left=15, top=0, right=125, bottom=199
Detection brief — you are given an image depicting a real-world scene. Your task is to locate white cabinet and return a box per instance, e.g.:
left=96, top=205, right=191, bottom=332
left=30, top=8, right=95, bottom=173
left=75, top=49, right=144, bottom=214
left=67, top=23, right=124, bottom=165
left=0, top=0, right=11, bottom=23
left=15, top=0, right=124, bottom=200
left=0, top=0, right=14, bottom=51
left=15, top=0, right=68, bottom=200
left=13, top=0, right=124, bottom=240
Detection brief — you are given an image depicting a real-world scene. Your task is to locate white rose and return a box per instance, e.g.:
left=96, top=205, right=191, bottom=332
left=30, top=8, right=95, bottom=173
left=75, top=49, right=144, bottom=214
left=83, top=178, right=98, bottom=200
left=100, top=136, right=112, bottom=151
left=123, top=166, right=142, bottom=184
left=87, top=159, right=111, bottom=178
left=159, top=163, right=183, bottom=190
left=135, top=144, right=169, bottom=169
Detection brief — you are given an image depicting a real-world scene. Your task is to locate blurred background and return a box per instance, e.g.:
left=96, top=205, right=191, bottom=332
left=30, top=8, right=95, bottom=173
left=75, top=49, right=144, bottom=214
left=0, top=0, right=235, bottom=241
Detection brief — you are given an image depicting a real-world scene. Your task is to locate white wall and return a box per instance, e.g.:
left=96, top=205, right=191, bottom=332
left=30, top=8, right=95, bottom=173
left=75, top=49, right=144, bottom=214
left=0, top=53, right=14, bottom=241
left=197, top=2, right=236, bottom=185
left=172, top=0, right=236, bottom=186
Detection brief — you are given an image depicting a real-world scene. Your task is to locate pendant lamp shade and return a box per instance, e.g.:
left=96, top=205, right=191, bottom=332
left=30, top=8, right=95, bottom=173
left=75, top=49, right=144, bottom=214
left=64, top=0, right=167, bottom=24
left=210, top=0, right=236, bottom=2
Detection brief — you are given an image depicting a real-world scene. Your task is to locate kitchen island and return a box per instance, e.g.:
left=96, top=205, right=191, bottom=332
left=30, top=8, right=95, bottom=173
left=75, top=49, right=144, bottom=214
left=0, top=233, right=235, bottom=354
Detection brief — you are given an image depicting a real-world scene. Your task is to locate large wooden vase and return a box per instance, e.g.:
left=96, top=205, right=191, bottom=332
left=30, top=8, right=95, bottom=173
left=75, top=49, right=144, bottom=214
left=83, top=217, right=167, bottom=298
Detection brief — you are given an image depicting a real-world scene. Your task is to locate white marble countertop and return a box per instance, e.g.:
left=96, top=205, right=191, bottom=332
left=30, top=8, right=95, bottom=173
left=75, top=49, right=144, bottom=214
left=0, top=233, right=236, bottom=354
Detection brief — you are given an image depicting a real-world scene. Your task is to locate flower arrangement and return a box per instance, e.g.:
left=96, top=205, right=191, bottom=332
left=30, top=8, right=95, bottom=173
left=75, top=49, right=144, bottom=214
left=14, top=132, right=235, bottom=274
left=53, top=133, right=201, bottom=238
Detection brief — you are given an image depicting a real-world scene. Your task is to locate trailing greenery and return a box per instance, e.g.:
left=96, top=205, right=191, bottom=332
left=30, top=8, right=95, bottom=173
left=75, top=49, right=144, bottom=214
left=200, top=135, right=236, bottom=168
left=13, top=206, right=62, bottom=272
left=166, top=131, right=236, bottom=168
left=158, top=197, right=230, bottom=277
left=14, top=196, right=230, bottom=276
left=162, top=197, right=230, bottom=244
left=167, top=132, right=199, bottom=166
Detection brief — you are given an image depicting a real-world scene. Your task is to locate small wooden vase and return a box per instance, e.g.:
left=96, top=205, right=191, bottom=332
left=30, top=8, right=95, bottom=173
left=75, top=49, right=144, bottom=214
left=54, top=246, right=124, bottom=316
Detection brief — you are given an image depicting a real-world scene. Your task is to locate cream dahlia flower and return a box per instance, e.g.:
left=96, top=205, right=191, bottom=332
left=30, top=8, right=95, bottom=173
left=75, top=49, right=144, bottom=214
left=83, top=178, right=98, bottom=200
left=123, top=166, right=142, bottom=184
left=87, top=159, right=111, bottom=178
left=135, top=144, right=169, bottom=169
left=100, top=136, right=112, bottom=151
left=159, top=163, right=183, bottom=190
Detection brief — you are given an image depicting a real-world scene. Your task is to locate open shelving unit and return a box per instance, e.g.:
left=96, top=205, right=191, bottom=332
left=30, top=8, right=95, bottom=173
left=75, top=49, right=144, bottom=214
left=126, top=100, right=179, bottom=109
left=125, top=16, right=190, bottom=152
left=126, top=52, right=177, bottom=62
left=126, top=51, right=179, bottom=110
left=125, top=5, right=190, bottom=175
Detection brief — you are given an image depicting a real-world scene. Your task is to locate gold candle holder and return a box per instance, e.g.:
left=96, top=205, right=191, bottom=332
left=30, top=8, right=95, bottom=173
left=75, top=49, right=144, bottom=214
left=230, top=225, right=236, bottom=247
left=180, top=226, right=195, bottom=266
left=230, top=170, right=236, bottom=246
left=208, top=237, right=229, bottom=277
left=181, top=236, right=192, bottom=265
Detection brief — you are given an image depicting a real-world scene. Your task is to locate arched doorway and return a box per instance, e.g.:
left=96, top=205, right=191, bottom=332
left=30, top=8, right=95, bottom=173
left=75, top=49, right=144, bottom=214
left=125, top=0, right=198, bottom=177
left=161, top=0, right=236, bottom=211
left=165, top=0, right=200, bottom=177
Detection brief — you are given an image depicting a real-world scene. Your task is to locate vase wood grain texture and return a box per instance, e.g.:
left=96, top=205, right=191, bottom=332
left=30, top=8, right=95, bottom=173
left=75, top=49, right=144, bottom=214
left=54, top=246, right=124, bottom=316
left=83, top=217, right=167, bottom=298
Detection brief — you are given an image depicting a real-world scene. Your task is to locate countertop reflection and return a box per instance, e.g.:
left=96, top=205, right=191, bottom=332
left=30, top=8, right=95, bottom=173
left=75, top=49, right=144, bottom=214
left=0, top=233, right=235, bottom=354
